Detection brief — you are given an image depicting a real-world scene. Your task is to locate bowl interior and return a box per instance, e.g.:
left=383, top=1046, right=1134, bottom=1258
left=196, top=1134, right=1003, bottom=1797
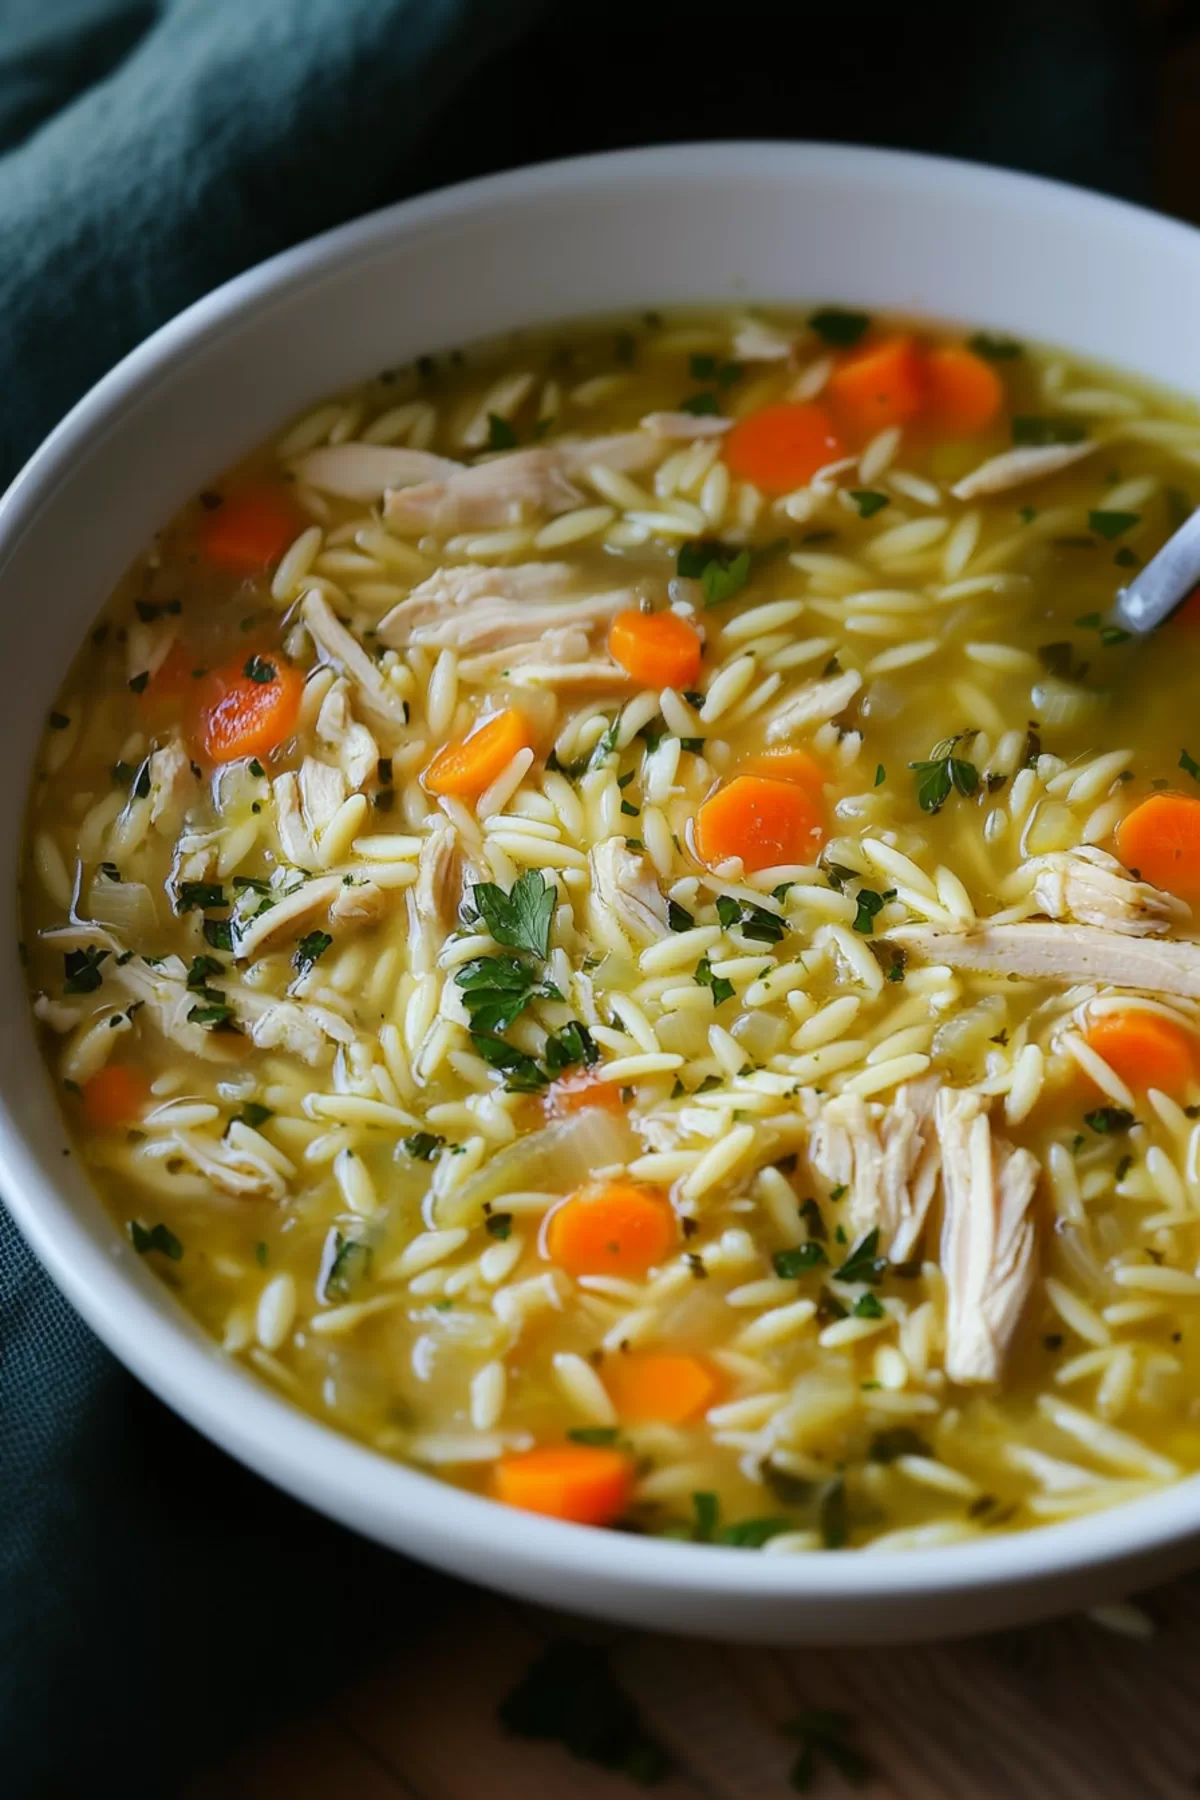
left=5, top=142, right=1200, bottom=1638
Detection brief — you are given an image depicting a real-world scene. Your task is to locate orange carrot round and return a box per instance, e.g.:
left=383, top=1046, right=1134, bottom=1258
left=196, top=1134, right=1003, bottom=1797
left=423, top=708, right=534, bottom=799
left=1115, top=792, right=1200, bottom=901
left=738, top=747, right=827, bottom=792
left=492, top=1444, right=634, bottom=1525
left=723, top=402, right=843, bottom=494
left=80, top=1065, right=150, bottom=1130
left=196, top=655, right=304, bottom=765
left=544, top=1181, right=675, bottom=1278
left=828, top=335, right=927, bottom=442
left=201, top=487, right=299, bottom=571
left=606, top=1353, right=720, bottom=1425
left=1085, top=1010, right=1197, bottom=1097
left=695, top=774, right=825, bottom=873
left=543, top=1067, right=626, bottom=1121
left=924, top=345, right=1004, bottom=437
left=607, top=609, right=702, bottom=689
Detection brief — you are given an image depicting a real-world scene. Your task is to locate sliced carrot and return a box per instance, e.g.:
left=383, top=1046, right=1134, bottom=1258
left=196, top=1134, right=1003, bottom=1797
left=924, top=345, right=1004, bottom=438
left=695, top=775, right=825, bottom=873
left=1085, top=1010, right=1197, bottom=1097
left=738, top=747, right=827, bottom=792
left=544, top=1181, right=675, bottom=1278
left=608, top=609, right=702, bottom=689
left=196, top=654, right=304, bottom=765
left=200, top=487, right=299, bottom=571
left=492, top=1444, right=634, bottom=1525
left=543, top=1067, right=626, bottom=1121
left=723, top=401, right=843, bottom=495
left=1115, top=793, right=1200, bottom=902
left=424, top=708, right=534, bottom=799
left=828, top=335, right=927, bottom=443
left=80, top=1065, right=150, bottom=1130
left=606, top=1353, right=721, bottom=1425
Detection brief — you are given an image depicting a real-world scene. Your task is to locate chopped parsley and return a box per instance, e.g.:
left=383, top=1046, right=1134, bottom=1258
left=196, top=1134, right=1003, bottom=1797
left=785, top=1707, right=871, bottom=1791
left=543, top=1020, right=599, bottom=1073
left=232, top=1101, right=273, bottom=1130
left=242, top=654, right=277, bottom=684
left=667, top=899, right=695, bottom=932
left=773, top=1243, right=827, bottom=1277
left=128, top=1220, right=183, bottom=1260
left=567, top=1426, right=620, bottom=1446
left=469, top=868, right=554, bottom=958
left=715, top=894, right=786, bottom=944
left=798, top=1197, right=826, bottom=1241
left=968, top=332, right=1023, bottom=360
left=1181, top=748, right=1200, bottom=782
left=833, top=1228, right=887, bottom=1285
left=128, top=670, right=150, bottom=695
left=849, top=489, right=889, bottom=519
left=455, top=954, right=561, bottom=1034
left=203, top=916, right=233, bottom=952
left=676, top=538, right=752, bottom=607
left=716, top=1516, right=790, bottom=1548
left=1088, top=509, right=1139, bottom=541
left=188, top=999, right=234, bottom=1029
left=1075, top=610, right=1131, bottom=647
left=909, top=733, right=979, bottom=814
left=486, top=413, right=517, bottom=450
left=1011, top=416, right=1086, bottom=447
left=186, top=954, right=224, bottom=990
left=874, top=763, right=885, bottom=787
left=485, top=1211, right=513, bottom=1241
left=247, top=758, right=265, bottom=778
left=679, top=390, right=719, bottom=416
left=469, top=1032, right=548, bottom=1093
left=1085, top=1106, right=1134, bottom=1134
left=293, top=930, right=333, bottom=976
left=400, top=1131, right=444, bottom=1165
left=694, top=955, right=734, bottom=1006
left=63, top=946, right=108, bottom=995
left=851, top=886, right=888, bottom=934
left=178, top=881, right=226, bottom=912
left=869, top=1427, right=932, bottom=1463
left=809, top=306, right=870, bottom=346
left=868, top=940, right=908, bottom=983
left=853, top=1291, right=885, bottom=1319
left=498, top=1641, right=670, bottom=1785
left=324, top=1231, right=371, bottom=1301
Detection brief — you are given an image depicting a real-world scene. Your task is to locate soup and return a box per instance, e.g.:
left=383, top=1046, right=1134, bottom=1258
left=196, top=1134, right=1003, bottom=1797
left=23, top=307, right=1200, bottom=1551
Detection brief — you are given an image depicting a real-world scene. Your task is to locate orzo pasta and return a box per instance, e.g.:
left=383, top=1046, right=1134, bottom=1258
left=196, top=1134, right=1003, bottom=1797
left=24, top=307, right=1200, bottom=1549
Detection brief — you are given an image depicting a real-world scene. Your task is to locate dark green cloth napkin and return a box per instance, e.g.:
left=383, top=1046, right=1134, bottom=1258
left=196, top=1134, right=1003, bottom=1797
left=0, top=1, right=1150, bottom=1794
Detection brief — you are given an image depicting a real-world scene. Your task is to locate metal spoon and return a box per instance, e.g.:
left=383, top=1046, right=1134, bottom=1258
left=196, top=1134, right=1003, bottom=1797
left=1112, top=505, right=1200, bottom=633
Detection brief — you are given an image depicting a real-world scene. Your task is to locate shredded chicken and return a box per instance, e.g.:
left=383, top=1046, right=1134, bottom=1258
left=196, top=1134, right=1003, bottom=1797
left=290, top=443, right=461, bottom=500
left=731, top=319, right=795, bottom=362
left=234, top=876, right=344, bottom=961
left=243, top=999, right=342, bottom=1065
left=807, top=1078, right=941, bottom=1259
left=272, top=772, right=317, bottom=870
left=766, top=669, right=862, bottom=742
left=329, top=879, right=389, bottom=928
left=889, top=921, right=1200, bottom=999
left=640, top=411, right=735, bottom=439
left=147, top=738, right=195, bottom=833
left=936, top=1087, right=1040, bottom=1383
left=147, top=1127, right=289, bottom=1199
left=376, top=561, right=637, bottom=653
left=316, top=677, right=379, bottom=791
left=110, top=952, right=229, bottom=1061
left=382, top=433, right=659, bottom=534
left=1026, top=845, right=1188, bottom=936
left=415, top=823, right=462, bottom=928
left=949, top=439, right=1098, bottom=501
left=301, top=591, right=406, bottom=734
left=588, top=837, right=668, bottom=948
left=298, top=756, right=347, bottom=844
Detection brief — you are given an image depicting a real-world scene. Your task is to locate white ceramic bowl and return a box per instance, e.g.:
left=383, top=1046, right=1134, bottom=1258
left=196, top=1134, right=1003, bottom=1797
left=5, top=143, right=1200, bottom=1644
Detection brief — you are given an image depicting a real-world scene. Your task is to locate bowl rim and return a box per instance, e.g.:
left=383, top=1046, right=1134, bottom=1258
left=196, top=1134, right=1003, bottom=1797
left=5, top=137, right=1200, bottom=1606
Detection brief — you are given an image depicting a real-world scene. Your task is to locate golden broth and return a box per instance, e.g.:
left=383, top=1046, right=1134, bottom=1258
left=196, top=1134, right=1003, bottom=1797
left=22, top=308, right=1200, bottom=1550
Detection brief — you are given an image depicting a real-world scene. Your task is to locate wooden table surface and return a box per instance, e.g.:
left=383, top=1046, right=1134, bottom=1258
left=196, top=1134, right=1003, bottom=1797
left=188, top=1567, right=1200, bottom=1798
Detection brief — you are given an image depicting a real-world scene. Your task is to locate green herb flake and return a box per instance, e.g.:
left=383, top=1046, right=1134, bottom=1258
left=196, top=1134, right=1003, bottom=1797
left=128, top=670, right=150, bottom=695
left=853, top=1291, right=885, bottom=1319
left=1085, top=1106, right=1134, bottom=1135
left=234, top=1102, right=273, bottom=1130
left=809, top=307, right=870, bottom=347
left=403, top=1131, right=445, bottom=1162
left=679, top=390, right=719, bottom=416
left=667, top=899, right=695, bottom=932
left=485, top=1212, right=513, bottom=1241
left=470, top=868, right=555, bottom=959
left=676, top=538, right=752, bottom=607
left=247, top=757, right=265, bottom=778
left=544, top=1020, right=598, bottom=1074
left=128, top=1220, right=183, bottom=1260
left=63, top=946, right=109, bottom=995
left=567, top=1426, right=620, bottom=1446
left=203, top=916, right=233, bottom=952
left=242, top=653, right=277, bottom=684
left=498, top=1641, right=671, bottom=1785
left=456, top=954, right=561, bottom=1034
left=909, top=733, right=979, bottom=814
left=254, top=1241, right=268, bottom=1268
left=694, top=955, right=734, bottom=1007
left=293, top=930, right=333, bottom=976
left=968, top=332, right=1023, bottom=361
left=798, top=1196, right=826, bottom=1241
left=469, top=1032, right=548, bottom=1093
left=323, top=1231, right=371, bottom=1302
left=1012, top=416, right=1086, bottom=447
left=691, top=1490, right=720, bottom=1542
left=1088, top=509, right=1139, bottom=541
left=486, top=413, right=518, bottom=451
left=716, top=1516, right=790, bottom=1548
left=852, top=887, right=886, bottom=934
left=873, top=764, right=885, bottom=787
left=773, top=1242, right=827, bottom=1277
left=849, top=489, right=890, bottom=520
left=178, top=880, right=226, bottom=913
left=833, top=1228, right=887, bottom=1285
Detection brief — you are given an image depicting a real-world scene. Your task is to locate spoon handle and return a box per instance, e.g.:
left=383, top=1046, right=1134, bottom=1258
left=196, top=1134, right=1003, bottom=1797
left=1113, top=504, right=1200, bottom=633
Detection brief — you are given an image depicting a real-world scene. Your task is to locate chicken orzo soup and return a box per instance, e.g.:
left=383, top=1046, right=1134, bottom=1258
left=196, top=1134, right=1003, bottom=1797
left=24, top=307, right=1200, bottom=1550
